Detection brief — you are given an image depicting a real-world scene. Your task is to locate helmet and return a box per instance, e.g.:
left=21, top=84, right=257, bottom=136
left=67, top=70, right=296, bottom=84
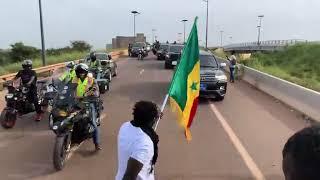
left=66, top=61, right=75, bottom=69
left=90, top=52, right=96, bottom=61
left=75, top=63, right=89, bottom=79
left=22, top=59, right=32, bottom=69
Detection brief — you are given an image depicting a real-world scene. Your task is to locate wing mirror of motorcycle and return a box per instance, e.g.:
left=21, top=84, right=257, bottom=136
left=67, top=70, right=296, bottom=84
left=108, top=55, right=112, bottom=60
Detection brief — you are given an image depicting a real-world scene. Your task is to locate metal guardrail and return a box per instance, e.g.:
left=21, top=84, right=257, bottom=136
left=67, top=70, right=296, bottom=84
left=224, top=39, right=307, bottom=52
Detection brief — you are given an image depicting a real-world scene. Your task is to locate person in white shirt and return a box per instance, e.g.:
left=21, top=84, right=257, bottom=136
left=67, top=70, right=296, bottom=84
left=226, top=51, right=237, bottom=83
left=116, top=101, right=160, bottom=180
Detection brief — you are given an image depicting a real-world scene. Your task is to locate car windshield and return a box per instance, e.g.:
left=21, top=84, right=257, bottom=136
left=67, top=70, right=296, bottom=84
left=200, top=55, right=218, bottom=68
left=132, top=43, right=145, bottom=48
left=160, top=45, right=169, bottom=50
left=169, top=45, right=184, bottom=53
left=96, top=54, right=108, bottom=60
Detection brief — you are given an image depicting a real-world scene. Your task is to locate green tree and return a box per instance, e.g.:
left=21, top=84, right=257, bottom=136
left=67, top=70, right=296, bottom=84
left=70, top=41, right=92, bottom=52
left=9, top=42, right=39, bottom=62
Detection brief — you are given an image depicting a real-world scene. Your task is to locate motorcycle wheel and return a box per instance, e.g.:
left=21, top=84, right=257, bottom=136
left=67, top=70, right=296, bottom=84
left=53, top=135, right=71, bottom=171
left=99, top=84, right=107, bottom=94
left=0, top=109, right=17, bottom=129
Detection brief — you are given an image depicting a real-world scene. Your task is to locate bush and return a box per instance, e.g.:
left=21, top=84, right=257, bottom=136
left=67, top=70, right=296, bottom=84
left=70, top=41, right=92, bottom=52
left=9, top=42, right=40, bottom=62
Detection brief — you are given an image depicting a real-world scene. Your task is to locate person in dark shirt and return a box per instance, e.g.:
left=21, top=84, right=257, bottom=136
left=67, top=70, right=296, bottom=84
left=13, top=59, right=43, bottom=121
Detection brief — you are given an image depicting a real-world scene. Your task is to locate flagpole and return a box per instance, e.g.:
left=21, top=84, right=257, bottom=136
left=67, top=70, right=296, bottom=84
left=154, top=94, right=169, bottom=131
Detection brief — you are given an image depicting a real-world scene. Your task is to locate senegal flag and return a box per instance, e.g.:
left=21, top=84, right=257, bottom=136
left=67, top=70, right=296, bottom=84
left=168, top=17, right=200, bottom=141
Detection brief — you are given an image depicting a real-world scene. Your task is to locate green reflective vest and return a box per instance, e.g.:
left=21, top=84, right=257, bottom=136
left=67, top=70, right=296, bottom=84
left=59, top=69, right=76, bottom=82
left=73, top=77, right=94, bottom=97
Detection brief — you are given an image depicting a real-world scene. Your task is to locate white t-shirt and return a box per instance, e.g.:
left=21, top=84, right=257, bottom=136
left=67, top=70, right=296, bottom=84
left=116, top=122, right=155, bottom=180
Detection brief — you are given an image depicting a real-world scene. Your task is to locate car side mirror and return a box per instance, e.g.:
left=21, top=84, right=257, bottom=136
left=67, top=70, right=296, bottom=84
left=108, top=55, right=112, bottom=60
left=220, top=63, right=227, bottom=68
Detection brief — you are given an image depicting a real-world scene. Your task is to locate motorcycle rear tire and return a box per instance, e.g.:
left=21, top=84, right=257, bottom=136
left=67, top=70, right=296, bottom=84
left=0, top=109, right=17, bottom=129
left=53, top=135, right=70, bottom=171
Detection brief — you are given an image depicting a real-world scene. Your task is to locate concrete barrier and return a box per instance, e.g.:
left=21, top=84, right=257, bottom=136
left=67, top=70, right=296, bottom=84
left=242, top=66, right=320, bottom=121
left=215, top=56, right=320, bottom=122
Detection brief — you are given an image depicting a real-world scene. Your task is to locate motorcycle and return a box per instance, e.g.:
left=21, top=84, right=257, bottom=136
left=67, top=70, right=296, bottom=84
left=50, top=82, right=102, bottom=170
left=89, top=67, right=110, bottom=94
left=38, top=79, right=58, bottom=109
left=137, top=49, right=144, bottom=61
left=1, top=81, right=36, bottom=129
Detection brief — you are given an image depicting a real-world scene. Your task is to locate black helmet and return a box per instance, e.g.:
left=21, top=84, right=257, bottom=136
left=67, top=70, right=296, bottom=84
left=75, top=63, right=89, bottom=78
left=66, top=61, right=75, bottom=69
left=90, top=52, right=96, bottom=61
left=22, top=59, right=32, bottom=69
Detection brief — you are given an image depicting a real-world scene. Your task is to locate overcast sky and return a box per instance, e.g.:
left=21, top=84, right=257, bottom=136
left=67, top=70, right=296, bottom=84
left=1, top=0, right=319, bottom=49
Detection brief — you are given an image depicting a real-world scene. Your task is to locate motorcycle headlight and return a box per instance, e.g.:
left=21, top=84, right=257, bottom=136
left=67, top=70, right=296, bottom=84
left=58, top=110, right=68, bottom=117
left=59, top=96, right=66, bottom=100
left=215, top=74, right=227, bottom=81
left=52, top=125, right=58, bottom=130
left=166, top=54, right=170, bottom=58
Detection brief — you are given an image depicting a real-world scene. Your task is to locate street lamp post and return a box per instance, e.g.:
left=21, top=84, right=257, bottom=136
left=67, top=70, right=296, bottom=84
left=181, top=19, right=188, bottom=44
left=220, top=30, right=224, bottom=47
left=152, top=29, right=156, bottom=43
left=131, top=11, right=140, bottom=40
left=38, top=0, right=46, bottom=66
left=203, top=0, right=209, bottom=49
left=257, top=15, right=264, bottom=46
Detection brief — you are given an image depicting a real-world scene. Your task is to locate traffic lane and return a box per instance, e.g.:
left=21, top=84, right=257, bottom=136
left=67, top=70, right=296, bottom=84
left=117, top=57, right=253, bottom=179
left=214, top=80, right=308, bottom=179
left=0, top=59, right=129, bottom=180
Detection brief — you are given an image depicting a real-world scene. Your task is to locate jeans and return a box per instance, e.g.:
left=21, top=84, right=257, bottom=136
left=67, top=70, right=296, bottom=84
left=90, top=103, right=100, bottom=145
left=229, top=67, right=235, bottom=82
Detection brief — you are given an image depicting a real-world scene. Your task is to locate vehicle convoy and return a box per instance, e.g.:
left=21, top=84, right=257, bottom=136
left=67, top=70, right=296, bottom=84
left=130, top=42, right=148, bottom=57
left=50, top=82, right=102, bottom=170
left=0, top=81, right=45, bottom=128
left=199, top=50, right=228, bottom=101
left=157, top=43, right=169, bottom=60
left=164, top=44, right=184, bottom=69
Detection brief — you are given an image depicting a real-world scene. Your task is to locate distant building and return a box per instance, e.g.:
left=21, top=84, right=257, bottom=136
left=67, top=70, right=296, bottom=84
left=112, top=33, right=146, bottom=49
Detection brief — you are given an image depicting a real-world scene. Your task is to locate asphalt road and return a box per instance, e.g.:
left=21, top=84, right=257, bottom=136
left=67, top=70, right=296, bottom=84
left=0, top=54, right=309, bottom=180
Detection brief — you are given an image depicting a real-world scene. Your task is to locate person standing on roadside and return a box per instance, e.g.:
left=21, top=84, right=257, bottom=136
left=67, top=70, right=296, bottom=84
left=282, top=123, right=320, bottom=180
left=226, top=51, right=237, bottom=83
left=116, top=101, right=160, bottom=180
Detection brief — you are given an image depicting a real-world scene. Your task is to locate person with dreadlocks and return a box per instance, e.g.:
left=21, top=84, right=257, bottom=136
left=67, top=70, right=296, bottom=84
left=116, top=101, right=160, bottom=180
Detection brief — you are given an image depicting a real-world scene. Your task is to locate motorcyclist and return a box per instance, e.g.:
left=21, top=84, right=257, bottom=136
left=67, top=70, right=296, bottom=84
left=88, top=52, right=100, bottom=69
left=72, top=63, right=102, bottom=151
left=128, top=43, right=132, bottom=56
left=13, top=60, right=43, bottom=121
left=59, top=61, right=76, bottom=83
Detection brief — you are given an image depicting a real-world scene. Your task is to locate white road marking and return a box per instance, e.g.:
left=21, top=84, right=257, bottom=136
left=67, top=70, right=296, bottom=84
left=209, top=103, right=266, bottom=180
left=139, top=69, right=145, bottom=75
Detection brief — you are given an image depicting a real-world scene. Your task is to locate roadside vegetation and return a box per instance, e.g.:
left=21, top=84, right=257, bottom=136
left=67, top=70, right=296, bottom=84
left=0, top=41, right=92, bottom=76
left=243, top=43, right=320, bottom=91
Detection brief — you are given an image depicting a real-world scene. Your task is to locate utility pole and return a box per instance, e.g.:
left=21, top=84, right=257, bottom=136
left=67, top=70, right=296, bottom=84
left=131, top=11, right=140, bottom=41
left=38, top=0, right=46, bottom=66
left=257, top=15, right=264, bottom=46
left=203, top=0, right=209, bottom=49
left=220, top=30, right=224, bottom=47
left=181, top=19, right=188, bottom=44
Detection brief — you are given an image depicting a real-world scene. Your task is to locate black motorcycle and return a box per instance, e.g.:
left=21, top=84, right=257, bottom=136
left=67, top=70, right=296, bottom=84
left=50, top=82, right=102, bottom=170
left=89, top=67, right=110, bottom=94
left=137, top=49, right=144, bottom=61
left=0, top=81, right=37, bottom=129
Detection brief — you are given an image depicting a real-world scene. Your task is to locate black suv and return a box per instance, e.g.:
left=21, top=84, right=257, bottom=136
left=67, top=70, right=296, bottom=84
left=130, top=42, right=147, bottom=57
left=157, top=44, right=169, bottom=60
left=199, top=50, right=228, bottom=101
left=164, top=44, right=184, bottom=69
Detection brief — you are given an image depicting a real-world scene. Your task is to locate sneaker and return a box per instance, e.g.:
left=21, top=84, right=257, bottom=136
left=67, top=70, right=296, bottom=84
left=95, top=144, right=102, bottom=151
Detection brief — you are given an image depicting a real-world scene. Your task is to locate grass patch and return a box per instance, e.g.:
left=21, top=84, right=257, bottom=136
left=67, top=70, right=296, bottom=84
left=0, top=51, right=87, bottom=76
left=244, top=43, right=320, bottom=91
